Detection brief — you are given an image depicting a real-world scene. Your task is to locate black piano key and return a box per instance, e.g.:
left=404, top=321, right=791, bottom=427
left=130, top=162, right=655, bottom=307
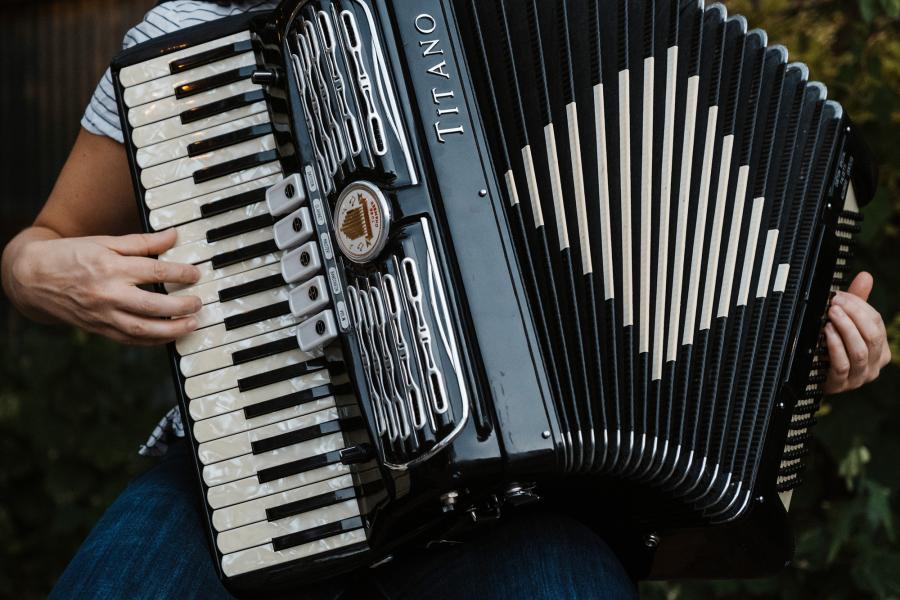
left=180, top=89, right=265, bottom=124
left=265, top=486, right=358, bottom=522
left=211, top=239, right=279, bottom=269
left=251, top=418, right=354, bottom=455
left=219, top=273, right=285, bottom=303
left=257, top=444, right=373, bottom=484
left=193, top=149, right=279, bottom=185
left=231, top=335, right=299, bottom=366
left=207, top=213, right=275, bottom=243
left=175, top=65, right=256, bottom=100
left=200, top=186, right=267, bottom=218
left=169, top=39, right=253, bottom=74
left=188, top=122, right=273, bottom=157
left=243, top=383, right=337, bottom=419
left=224, top=300, right=290, bottom=331
left=257, top=448, right=343, bottom=483
left=271, top=516, right=364, bottom=552
left=237, top=359, right=328, bottom=392
left=265, top=480, right=382, bottom=522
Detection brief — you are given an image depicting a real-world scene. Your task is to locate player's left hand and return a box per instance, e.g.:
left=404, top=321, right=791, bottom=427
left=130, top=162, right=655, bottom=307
left=823, top=272, right=891, bottom=394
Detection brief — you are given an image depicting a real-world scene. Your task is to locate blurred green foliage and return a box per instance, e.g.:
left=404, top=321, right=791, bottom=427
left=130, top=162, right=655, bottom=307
left=0, top=0, right=898, bottom=598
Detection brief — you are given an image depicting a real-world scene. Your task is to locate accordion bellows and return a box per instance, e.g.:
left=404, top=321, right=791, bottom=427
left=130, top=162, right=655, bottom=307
left=110, top=0, right=875, bottom=591
left=462, top=0, right=868, bottom=521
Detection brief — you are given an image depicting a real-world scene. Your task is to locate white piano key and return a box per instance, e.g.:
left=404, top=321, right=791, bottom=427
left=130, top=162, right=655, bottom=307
left=273, top=207, right=314, bottom=250
left=128, top=78, right=261, bottom=129
left=207, top=462, right=357, bottom=510
left=281, top=241, right=322, bottom=284
left=160, top=226, right=274, bottom=266
left=202, top=431, right=347, bottom=486
left=184, top=347, right=318, bottom=399
left=119, top=31, right=252, bottom=87
left=145, top=161, right=281, bottom=209
left=193, top=394, right=335, bottom=444
left=124, top=52, right=258, bottom=108
left=198, top=407, right=341, bottom=465
left=212, top=473, right=355, bottom=531
left=171, top=202, right=269, bottom=249
left=133, top=101, right=268, bottom=148
left=266, top=173, right=307, bottom=216
left=221, top=529, right=366, bottom=578
left=174, top=262, right=282, bottom=306
left=193, top=285, right=290, bottom=330
left=150, top=174, right=282, bottom=230
left=189, top=370, right=329, bottom=422
left=138, top=111, right=271, bottom=170
left=141, top=135, right=277, bottom=190
left=167, top=250, right=282, bottom=294
left=289, top=276, right=329, bottom=318
left=177, top=313, right=301, bottom=356
left=217, top=499, right=359, bottom=554
left=180, top=322, right=300, bottom=377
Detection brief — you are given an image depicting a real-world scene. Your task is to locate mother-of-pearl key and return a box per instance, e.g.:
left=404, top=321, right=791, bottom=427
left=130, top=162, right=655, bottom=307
left=189, top=368, right=329, bottom=422
left=193, top=285, right=290, bottom=330
left=145, top=160, right=281, bottom=209
left=141, top=135, right=277, bottom=189
left=212, top=472, right=356, bottom=531
left=170, top=202, right=271, bottom=250
left=181, top=322, right=303, bottom=377
left=167, top=250, right=282, bottom=295
left=162, top=226, right=275, bottom=266
left=220, top=529, right=367, bottom=578
left=124, top=51, right=258, bottom=108
left=178, top=313, right=301, bottom=356
left=138, top=111, right=272, bottom=170
left=151, top=174, right=282, bottom=230
left=216, top=498, right=360, bottom=554
left=118, top=31, right=253, bottom=87
left=184, top=347, right=321, bottom=399
left=128, top=78, right=261, bottom=128
left=179, top=262, right=284, bottom=306
left=207, top=461, right=357, bottom=510
left=193, top=391, right=335, bottom=444
left=198, top=405, right=343, bottom=464
left=202, top=430, right=347, bottom=486
left=133, top=101, right=269, bottom=148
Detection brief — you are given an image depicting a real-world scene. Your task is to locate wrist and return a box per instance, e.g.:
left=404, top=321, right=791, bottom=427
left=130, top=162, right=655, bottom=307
left=2, top=229, right=62, bottom=324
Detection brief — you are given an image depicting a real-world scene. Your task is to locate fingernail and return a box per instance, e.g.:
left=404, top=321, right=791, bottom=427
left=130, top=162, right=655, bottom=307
left=830, top=305, right=845, bottom=318
left=831, top=293, right=844, bottom=306
left=186, top=318, right=198, bottom=329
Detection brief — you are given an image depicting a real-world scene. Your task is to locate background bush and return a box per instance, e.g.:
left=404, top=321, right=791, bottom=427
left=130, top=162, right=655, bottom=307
left=0, top=0, right=897, bottom=598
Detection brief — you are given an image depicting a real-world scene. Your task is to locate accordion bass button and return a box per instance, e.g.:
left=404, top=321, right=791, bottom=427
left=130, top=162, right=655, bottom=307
left=289, top=275, right=330, bottom=318
left=273, top=207, right=314, bottom=250
left=250, top=69, right=278, bottom=86
left=281, top=240, right=322, bottom=284
left=267, top=173, right=306, bottom=216
left=296, top=309, right=338, bottom=352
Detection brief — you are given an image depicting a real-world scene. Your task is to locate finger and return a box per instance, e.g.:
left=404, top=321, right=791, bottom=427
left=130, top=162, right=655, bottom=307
left=824, top=323, right=850, bottom=393
left=113, top=286, right=202, bottom=318
left=110, top=310, right=198, bottom=343
left=847, top=271, right=874, bottom=302
left=121, top=256, right=200, bottom=285
left=831, top=292, right=885, bottom=351
left=100, top=229, right=178, bottom=257
left=829, top=304, right=869, bottom=381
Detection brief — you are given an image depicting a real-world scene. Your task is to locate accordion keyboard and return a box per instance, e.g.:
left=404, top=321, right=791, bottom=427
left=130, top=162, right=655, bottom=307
left=118, top=29, right=377, bottom=577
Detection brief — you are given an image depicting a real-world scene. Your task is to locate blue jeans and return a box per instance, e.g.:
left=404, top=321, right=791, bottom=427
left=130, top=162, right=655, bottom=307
left=51, top=443, right=637, bottom=599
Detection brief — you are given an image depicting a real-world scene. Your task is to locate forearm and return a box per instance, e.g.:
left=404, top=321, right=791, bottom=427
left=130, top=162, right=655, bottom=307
left=2, top=225, right=64, bottom=323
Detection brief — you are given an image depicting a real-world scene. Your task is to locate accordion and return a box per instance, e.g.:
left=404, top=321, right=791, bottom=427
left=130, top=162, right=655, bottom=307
left=110, top=0, right=877, bottom=592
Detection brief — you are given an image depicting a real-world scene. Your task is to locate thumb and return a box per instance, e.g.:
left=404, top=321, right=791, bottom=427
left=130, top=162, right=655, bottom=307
left=100, top=229, right=178, bottom=257
left=847, top=271, right=874, bottom=302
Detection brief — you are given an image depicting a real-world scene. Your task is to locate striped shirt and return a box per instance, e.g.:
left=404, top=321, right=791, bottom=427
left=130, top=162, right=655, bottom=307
left=82, top=1, right=277, bottom=455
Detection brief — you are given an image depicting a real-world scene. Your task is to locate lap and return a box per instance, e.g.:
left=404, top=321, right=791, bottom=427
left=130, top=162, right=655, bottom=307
left=51, top=444, right=635, bottom=600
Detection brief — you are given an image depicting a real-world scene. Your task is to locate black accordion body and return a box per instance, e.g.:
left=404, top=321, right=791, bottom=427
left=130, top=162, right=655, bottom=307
left=110, top=0, right=877, bottom=593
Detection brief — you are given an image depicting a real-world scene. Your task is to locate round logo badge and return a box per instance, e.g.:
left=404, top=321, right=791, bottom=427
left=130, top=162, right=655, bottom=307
left=333, top=181, right=391, bottom=264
